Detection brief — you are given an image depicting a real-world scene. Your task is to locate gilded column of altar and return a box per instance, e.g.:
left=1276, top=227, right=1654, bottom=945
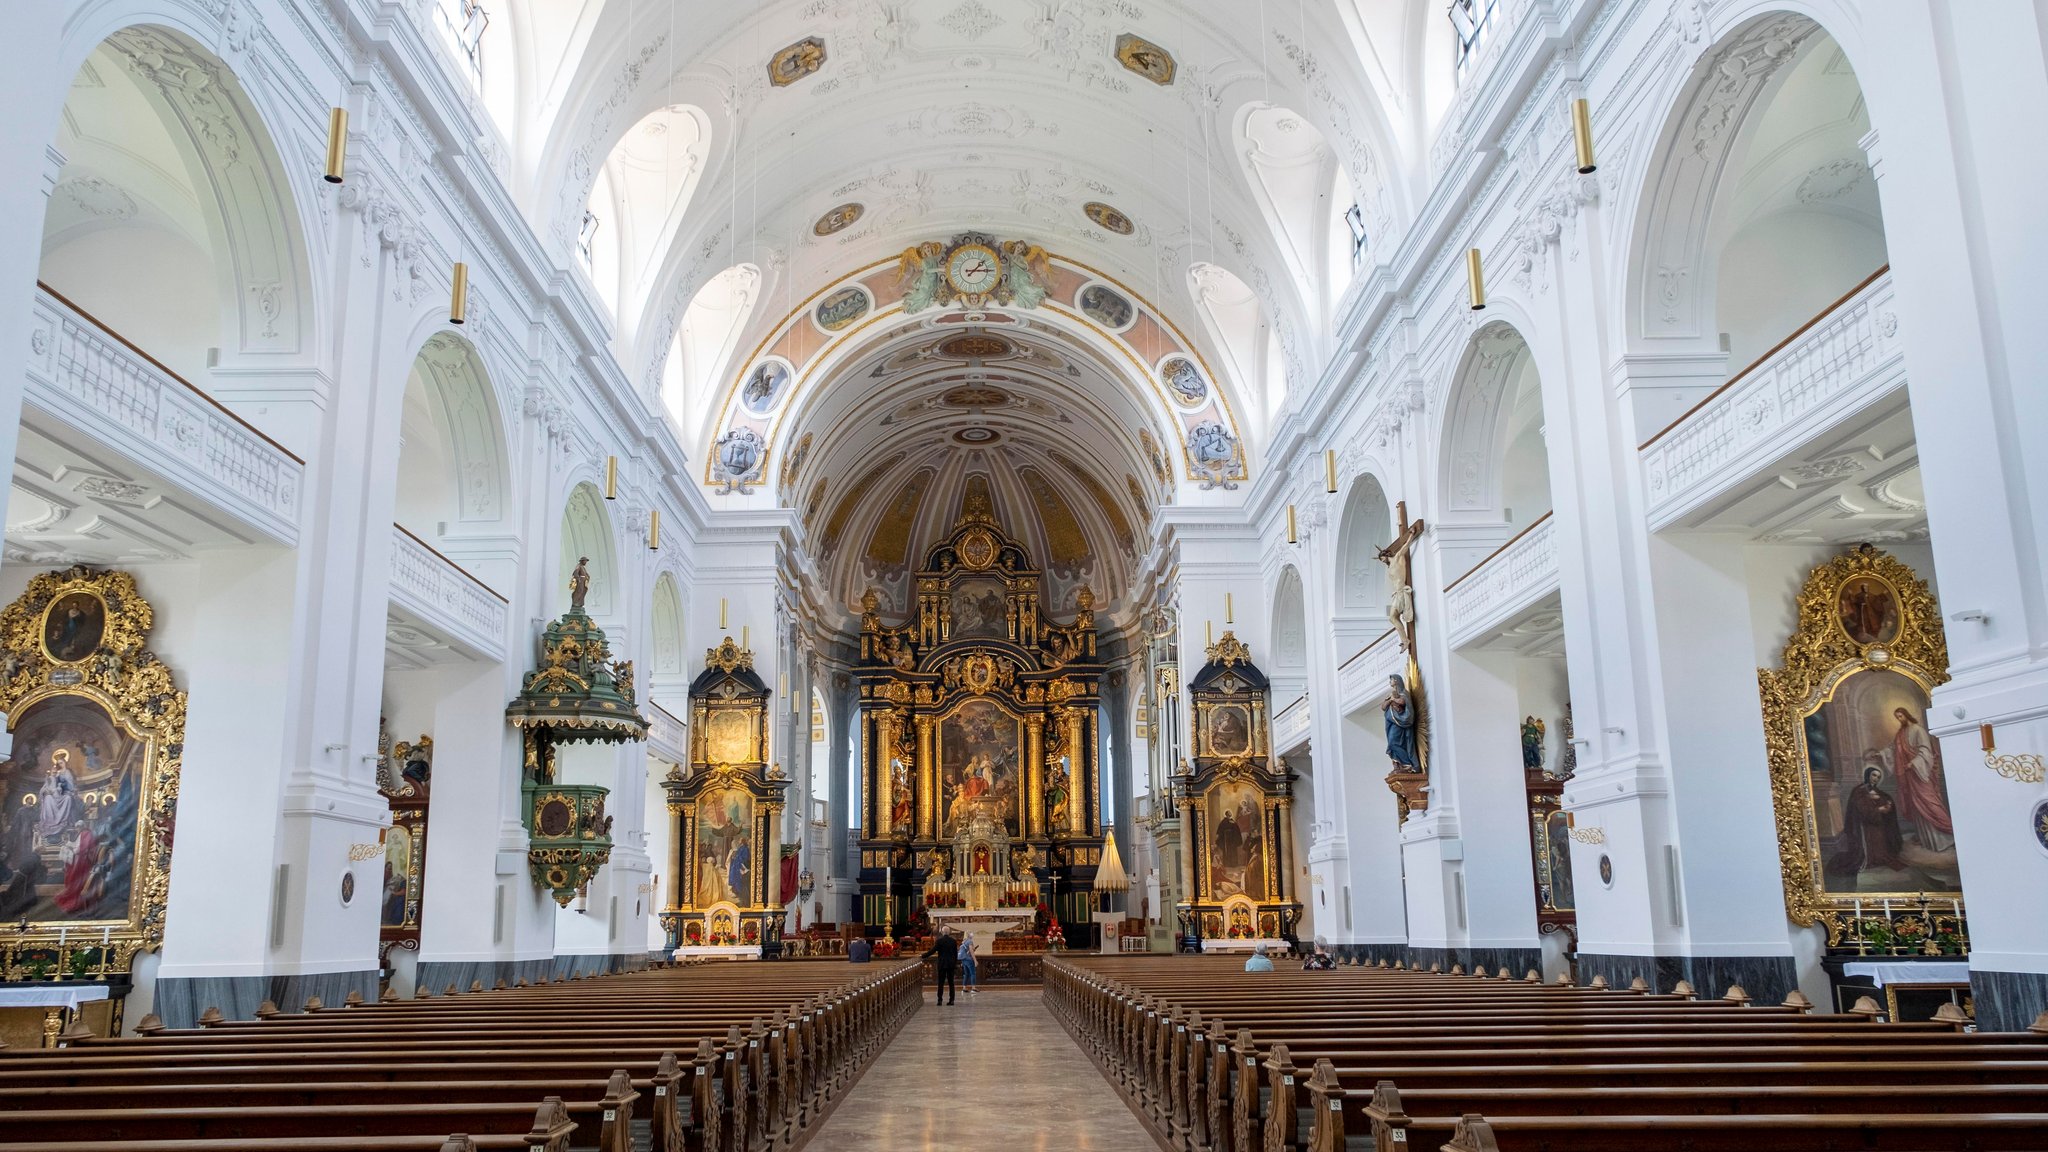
left=1272, top=797, right=1292, bottom=903
left=873, top=711, right=894, bottom=837
left=666, top=802, right=685, bottom=910
left=764, top=803, right=784, bottom=910
left=916, top=715, right=937, bottom=839
left=1065, top=707, right=1087, bottom=836
left=1024, top=715, right=1045, bottom=838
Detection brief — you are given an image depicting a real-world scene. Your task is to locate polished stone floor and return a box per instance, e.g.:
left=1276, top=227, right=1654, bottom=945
left=808, top=987, right=1160, bottom=1150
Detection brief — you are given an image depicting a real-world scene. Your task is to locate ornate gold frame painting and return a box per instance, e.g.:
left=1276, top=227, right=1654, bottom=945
left=0, top=567, right=182, bottom=970
left=1758, top=545, right=1959, bottom=947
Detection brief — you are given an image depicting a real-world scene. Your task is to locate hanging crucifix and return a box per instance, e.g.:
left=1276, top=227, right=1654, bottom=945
left=1376, top=501, right=1428, bottom=778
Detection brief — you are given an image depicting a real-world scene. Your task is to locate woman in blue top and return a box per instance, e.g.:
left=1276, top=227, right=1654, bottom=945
left=958, top=932, right=979, bottom=994
left=1244, top=943, right=1274, bottom=973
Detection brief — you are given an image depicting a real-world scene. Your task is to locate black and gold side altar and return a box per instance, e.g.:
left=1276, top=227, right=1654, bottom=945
left=505, top=559, right=645, bottom=906
left=0, top=566, right=179, bottom=1040
left=1173, top=632, right=1301, bottom=946
left=658, top=637, right=789, bottom=951
left=854, top=478, right=1107, bottom=940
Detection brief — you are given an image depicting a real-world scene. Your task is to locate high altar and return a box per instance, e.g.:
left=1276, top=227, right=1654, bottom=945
left=856, top=478, right=1106, bottom=944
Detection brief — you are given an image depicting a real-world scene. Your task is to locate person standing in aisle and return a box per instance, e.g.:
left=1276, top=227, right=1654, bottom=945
left=923, top=928, right=960, bottom=1005
left=958, top=932, right=979, bottom=995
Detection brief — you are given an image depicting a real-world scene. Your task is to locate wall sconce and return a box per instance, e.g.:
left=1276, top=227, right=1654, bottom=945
left=1981, top=722, right=2045, bottom=783
left=647, top=509, right=660, bottom=551
left=1571, top=98, right=1597, bottom=174
left=1466, top=249, right=1487, bottom=310
left=1286, top=504, right=1298, bottom=545
left=604, top=455, right=618, bottom=500
left=798, top=869, right=816, bottom=900
left=323, top=107, right=348, bottom=184
left=449, top=262, right=469, bottom=325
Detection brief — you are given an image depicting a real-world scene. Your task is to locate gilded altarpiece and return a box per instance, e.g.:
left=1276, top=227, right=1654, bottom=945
left=1759, top=545, right=1967, bottom=958
left=0, top=567, right=182, bottom=991
left=855, top=480, right=1105, bottom=935
left=1176, top=634, right=1300, bottom=944
left=376, top=732, right=431, bottom=970
left=661, top=639, right=789, bottom=949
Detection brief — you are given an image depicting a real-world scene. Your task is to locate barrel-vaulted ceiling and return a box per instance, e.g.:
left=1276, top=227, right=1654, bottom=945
left=490, top=0, right=1437, bottom=624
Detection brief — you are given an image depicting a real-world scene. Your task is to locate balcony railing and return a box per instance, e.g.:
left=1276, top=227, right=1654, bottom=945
left=1338, top=627, right=1404, bottom=717
left=27, top=284, right=302, bottom=542
left=1273, top=694, right=1310, bottom=754
left=648, top=703, right=687, bottom=761
left=1443, top=512, right=1558, bottom=647
left=1641, top=267, right=1902, bottom=529
left=389, top=524, right=508, bottom=661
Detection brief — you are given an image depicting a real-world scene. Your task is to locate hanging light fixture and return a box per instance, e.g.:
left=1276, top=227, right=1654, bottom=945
left=1286, top=504, right=1298, bottom=545
left=449, top=262, right=469, bottom=325
left=648, top=509, right=661, bottom=551
left=1571, top=98, right=1598, bottom=174
left=1325, top=449, right=1338, bottom=493
left=1466, top=249, right=1487, bottom=310
left=604, top=455, right=619, bottom=500
left=323, top=107, right=348, bottom=184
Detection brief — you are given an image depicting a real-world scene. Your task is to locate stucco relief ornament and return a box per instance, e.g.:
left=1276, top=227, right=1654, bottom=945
left=712, top=427, right=766, bottom=494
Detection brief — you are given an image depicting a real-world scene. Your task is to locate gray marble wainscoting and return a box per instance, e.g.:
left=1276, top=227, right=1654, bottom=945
left=1971, top=969, right=2048, bottom=1032
left=154, top=969, right=380, bottom=1029
left=1404, top=945, right=1545, bottom=977
left=1575, top=953, right=1798, bottom=1005
left=414, top=951, right=649, bottom=996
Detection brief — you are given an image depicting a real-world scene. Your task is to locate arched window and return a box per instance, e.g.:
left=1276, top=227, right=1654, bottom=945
left=1235, top=104, right=1354, bottom=327
left=662, top=264, right=761, bottom=444
left=1188, top=262, right=1280, bottom=437
left=582, top=104, right=712, bottom=324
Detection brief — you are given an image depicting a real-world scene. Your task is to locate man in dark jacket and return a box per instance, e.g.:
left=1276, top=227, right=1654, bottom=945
left=923, top=929, right=959, bottom=1005
left=847, top=936, right=871, bottom=963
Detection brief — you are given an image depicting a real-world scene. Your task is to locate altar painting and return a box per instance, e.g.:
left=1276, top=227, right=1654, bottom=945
left=695, top=788, right=754, bottom=906
left=1206, top=780, right=1267, bottom=901
left=1809, top=667, right=1957, bottom=894
left=0, top=694, right=144, bottom=923
left=380, top=825, right=414, bottom=928
left=941, top=699, right=1021, bottom=837
left=950, top=577, right=1009, bottom=641
left=704, top=709, right=755, bottom=766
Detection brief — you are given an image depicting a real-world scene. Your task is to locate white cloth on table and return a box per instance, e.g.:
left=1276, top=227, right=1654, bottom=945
left=0, top=985, right=110, bottom=1009
left=1839, top=961, right=1970, bottom=988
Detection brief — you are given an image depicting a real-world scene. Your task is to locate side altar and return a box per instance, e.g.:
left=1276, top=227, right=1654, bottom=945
left=856, top=478, right=1107, bottom=948
left=1173, top=633, right=1302, bottom=951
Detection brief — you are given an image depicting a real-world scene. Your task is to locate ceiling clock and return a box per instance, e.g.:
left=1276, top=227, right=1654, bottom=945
left=945, top=243, right=1003, bottom=297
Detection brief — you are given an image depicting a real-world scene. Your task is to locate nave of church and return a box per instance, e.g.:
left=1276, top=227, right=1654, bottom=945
left=0, top=0, right=2046, bottom=1144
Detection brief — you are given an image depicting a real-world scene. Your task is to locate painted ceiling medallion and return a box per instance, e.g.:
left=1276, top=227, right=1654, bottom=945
left=1083, top=201, right=1134, bottom=235
left=941, top=385, right=1011, bottom=408
left=953, top=427, right=1001, bottom=445
left=936, top=333, right=1015, bottom=360
left=768, top=37, right=827, bottom=87
left=1114, top=33, right=1176, bottom=85
left=813, top=202, right=864, bottom=236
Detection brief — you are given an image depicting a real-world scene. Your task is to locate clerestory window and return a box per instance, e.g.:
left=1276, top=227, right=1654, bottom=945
left=434, top=0, right=489, bottom=86
left=1449, top=0, right=1499, bottom=82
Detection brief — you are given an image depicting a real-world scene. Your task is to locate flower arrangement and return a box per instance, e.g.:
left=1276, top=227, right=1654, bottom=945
left=742, top=922, right=760, bottom=944
left=709, top=931, right=736, bottom=946
left=684, top=922, right=704, bottom=944
left=1044, top=917, right=1066, bottom=951
left=873, top=939, right=899, bottom=959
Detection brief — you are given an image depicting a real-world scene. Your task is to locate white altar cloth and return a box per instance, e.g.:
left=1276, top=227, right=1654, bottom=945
left=0, top=986, right=109, bottom=1010
left=1840, top=961, right=1970, bottom=987
left=927, top=907, right=1035, bottom=955
left=672, top=944, right=762, bottom=961
left=1200, top=938, right=1290, bottom=955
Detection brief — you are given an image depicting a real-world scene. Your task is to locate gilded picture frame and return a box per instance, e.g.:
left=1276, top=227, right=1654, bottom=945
left=0, top=567, right=183, bottom=968
left=1757, top=545, right=1957, bottom=944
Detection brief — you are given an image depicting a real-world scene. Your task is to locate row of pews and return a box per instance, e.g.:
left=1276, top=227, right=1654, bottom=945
left=1047, top=955, right=2048, bottom=1152
left=0, top=959, right=921, bottom=1152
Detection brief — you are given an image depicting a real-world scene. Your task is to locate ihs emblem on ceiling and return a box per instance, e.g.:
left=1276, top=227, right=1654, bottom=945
left=897, top=232, right=1054, bottom=313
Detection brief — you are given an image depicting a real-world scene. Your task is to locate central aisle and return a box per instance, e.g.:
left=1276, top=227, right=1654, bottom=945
left=808, top=986, right=1158, bottom=1150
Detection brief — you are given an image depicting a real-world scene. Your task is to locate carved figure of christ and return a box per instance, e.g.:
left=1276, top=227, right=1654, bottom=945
left=1376, top=500, right=1427, bottom=656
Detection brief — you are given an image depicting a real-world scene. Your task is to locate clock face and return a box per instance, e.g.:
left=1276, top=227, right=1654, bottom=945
left=946, top=245, right=1002, bottom=295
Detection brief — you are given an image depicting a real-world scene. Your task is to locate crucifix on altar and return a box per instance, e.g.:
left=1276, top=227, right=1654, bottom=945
left=1377, top=500, right=1431, bottom=817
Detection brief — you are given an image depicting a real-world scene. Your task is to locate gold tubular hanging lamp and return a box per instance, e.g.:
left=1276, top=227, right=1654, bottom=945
left=1324, top=449, right=1338, bottom=493
left=1571, top=98, right=1598, bottom=174
left=1287, top=504, right=1298, bottom=545
left=449, top=262, right=469, bottom=325
left=323, top=107, right=349, bottom=184
left=1466, top=248, right=1487, bottom=310
left=604, top=455, right=619, bottom=500
left=648, top=509, right=661, bottom=551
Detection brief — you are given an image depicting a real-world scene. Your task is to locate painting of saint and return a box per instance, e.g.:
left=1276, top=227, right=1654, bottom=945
left=940, top=699, right=1021, bottom=836
left=0, top=694, right=142, bottom=923
left=1540, top=810, right=1575, bottom=911
left=1163, top=358, right=1208, bottom=408
left=1810, top=667, right=1958, bottom=893
left=949, top=577, right=1009, bottom=641
left=704, top=709, right=755, bottom=767
left=381, top=826, right=413, bottom=928
left=694, top=788, right=753, bottom=907
left=1208, top=704, right=1251, bottom=758
left=888, top=757, right=915, bottom=836
left=1207, top=781, right=1267, bottom=901
left=1837, top=576, right=1901, bottom=646
left=41, top=592, right=105, bottom=664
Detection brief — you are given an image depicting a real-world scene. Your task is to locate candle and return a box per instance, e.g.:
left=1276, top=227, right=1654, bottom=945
left=57, top=927, right=66, bottom=947
left=100, top=927, right=110, bottom=947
